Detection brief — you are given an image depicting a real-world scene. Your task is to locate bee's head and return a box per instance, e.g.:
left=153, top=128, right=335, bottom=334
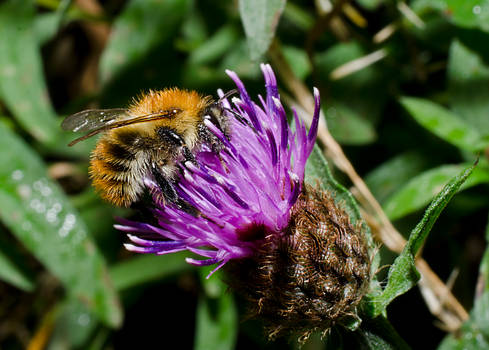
left=203, top=89, right=237, bottom=137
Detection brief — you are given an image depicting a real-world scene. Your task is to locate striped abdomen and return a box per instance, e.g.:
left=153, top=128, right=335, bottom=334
left=90, top=130, right=151, bottom=207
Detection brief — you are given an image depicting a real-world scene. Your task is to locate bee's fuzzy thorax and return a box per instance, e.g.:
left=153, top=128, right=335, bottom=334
left=225, top=184, right=371, bottom=341
left=129, top=88, right=214, bottom=149
left=128, top=88, right=212, bottom=119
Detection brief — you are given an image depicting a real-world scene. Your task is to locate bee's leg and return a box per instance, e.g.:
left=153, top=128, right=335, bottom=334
left=182, top=146, right=196, bottom=164
left=130, top=198, right=159, bottom=224
left=223, top=106, right=252, bottom=129
left=150, top=163, right=199, bottom=216
left=175, top=198, right=199, bottom=216
left=151, top=163, right=178, bottom=204
left=157, top=127, right=184, bottom=147
left=157, top=127, right=196, bottom=164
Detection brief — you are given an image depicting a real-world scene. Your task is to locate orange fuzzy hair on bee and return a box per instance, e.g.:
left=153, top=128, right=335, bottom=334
left=124, top=88, right=214, bottom=148
left=130, top=88, right=211, bottom=121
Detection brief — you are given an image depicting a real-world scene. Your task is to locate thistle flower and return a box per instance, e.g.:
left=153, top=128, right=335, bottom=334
left=116, top=64, right=370, bottom=339
left=117, top=64, right=318, bottom=270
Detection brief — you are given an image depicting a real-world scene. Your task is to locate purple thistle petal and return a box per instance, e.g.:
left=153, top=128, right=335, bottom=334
left=124, top=244, right=167, bottom=254
left=308, top=87, right=320, bottom=144
left=225, top=70, right=262, bottom=132
left=187, top=247, right=218, bottom=258
left=203, top=119, right=230, bottom=147
left=114, top=224, right=137, bottom=233
left=126, top=234, right=186, bottom=249
left=217, top=89, right=232, bottom=109
left=186, top=257, right=219, bottom=266
left=115, top=219, right=169, bottom=237
left=206, top=260, right=228, bottom=279
left=119, top=64, right=321, bottom=273
left=288, top=175, right=301, bottom=206
left=223, top=186, right=250, bottom=209
left=272, top=97, right=289, bottom=152
left=155, top=247, right=188, bottom=255
left=261, top=63, right=279, bottom=102
left=266, top=128, right=278, bottom=167
left=188, top=186, right=223, bottom=211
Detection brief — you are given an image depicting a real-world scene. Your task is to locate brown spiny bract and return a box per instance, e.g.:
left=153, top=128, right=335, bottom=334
left=226, top=184, right=371, bottom=341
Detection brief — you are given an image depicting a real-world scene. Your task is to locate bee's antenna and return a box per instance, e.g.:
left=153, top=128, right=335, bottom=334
left=218, top=89, right=238, bottom=103
left=223, top=107, right=256, bottom=132
left=216, top=89, right=257, bottom=132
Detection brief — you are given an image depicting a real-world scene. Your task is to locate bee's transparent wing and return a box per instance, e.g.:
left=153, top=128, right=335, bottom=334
left=61, top=108, right=130, bottom=133
left=63, top=108, right=182, bottom=146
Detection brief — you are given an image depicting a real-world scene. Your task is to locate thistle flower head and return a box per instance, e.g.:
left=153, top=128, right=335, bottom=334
left=116, top=64, right=370, bottom=339
left=117, top=64, right=320, bottom=274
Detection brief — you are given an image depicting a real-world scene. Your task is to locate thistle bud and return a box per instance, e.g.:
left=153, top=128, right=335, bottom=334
left=226, top=184, right=370, bottom=340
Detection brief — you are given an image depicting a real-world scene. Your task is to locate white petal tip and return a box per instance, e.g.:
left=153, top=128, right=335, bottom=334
left=123, top=243, right=137, bottom=251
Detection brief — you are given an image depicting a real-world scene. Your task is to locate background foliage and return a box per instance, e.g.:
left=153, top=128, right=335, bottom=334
left=0, top=0, right=488, bottom=349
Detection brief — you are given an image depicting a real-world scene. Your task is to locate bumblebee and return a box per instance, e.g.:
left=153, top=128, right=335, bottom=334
left=62, top=88, right=232, bottom=208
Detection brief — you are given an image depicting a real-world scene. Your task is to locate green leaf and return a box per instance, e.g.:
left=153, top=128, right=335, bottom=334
left=176, top=8, right=207, bottom=52
left=439, top=334, right=488, bottom=350
left=219, top=40, right=261, bottom=80
left=194, top=294, right=238, bottom=350
left=481, top=211, right=489, bottom=290
left=0, top=239, right=35, bottom=291
left=371, top=162, right=476, bottom=317
left=195, top=266, right=237, bottom=350
left=324, top=103, right=377, bottom=145
left=34, top=12, right=60, bottom=45
left=86, top=328, right=110, bottom=350
left=324, top=317, right=411, bottom=349
left=47, top=298, right=98, bottom=350
left=0, top=1, right=58, bottom=143
left=356, top=0, right=385, bottom=10
left=464, top=212, right=489, bottom=338
left=239, top=0, right=286, bottom=60
left=400, top=96, right=488, bottom=152
left=438, top=211, right=489, bottom=349
left=188, top=25, right=239, bottom=65
left=364, top=152, right=429, bottom=204
left=0, top=2, right=86, bottom=156
left=370, top=252, right=420, bottom=318
left=472, top=291, right=489, bottom=341
left=448, top=40, right=489, bottom=137
left=282, top=2, right=314, bottom=31
left=109, top=252, right=191, bottom=291
left=384, top=164, right=489, bottom=220
left=447, top=0, right=489, bottom=31
left=99, top=0, right=191, bottom=85
left=282, top=45, right=312, bottom=80
left=0, top=123, right=122, bottom=327
left=414, top=0, right=489, bottom=32
left=438, top=291, right=489, bottom=349
left=354, top=317, right=411, bottom=350
left=48, top=253, right=192, bottom=349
